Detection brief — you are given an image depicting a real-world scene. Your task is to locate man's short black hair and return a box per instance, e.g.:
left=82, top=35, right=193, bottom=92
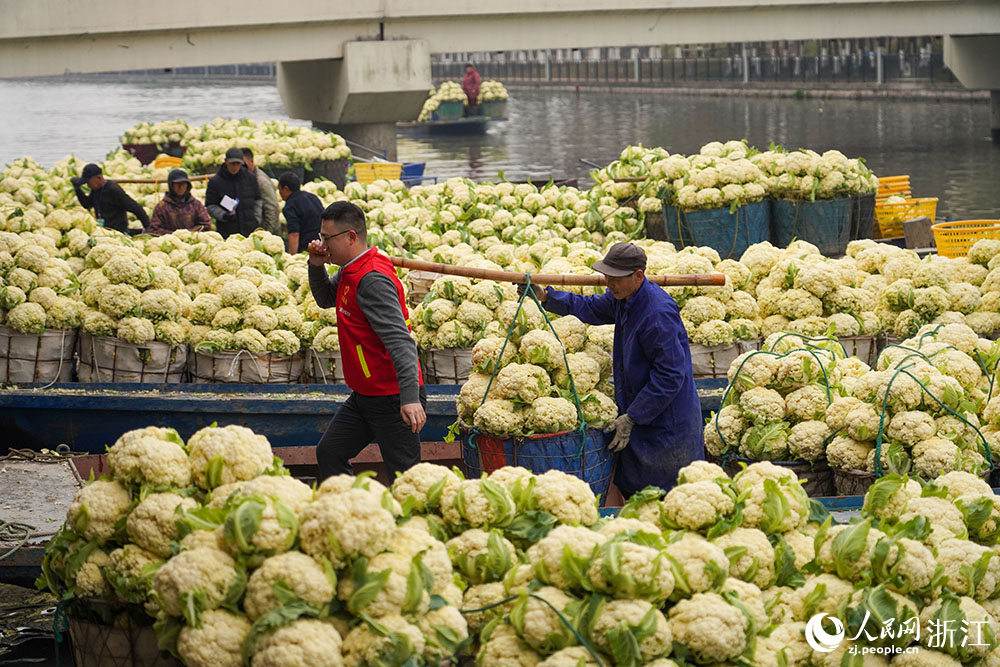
left=278, top=172, right=301, bottom=192
left=241, top=147, right=254, bottom=159
left=321, top=201, right=367, bottom=239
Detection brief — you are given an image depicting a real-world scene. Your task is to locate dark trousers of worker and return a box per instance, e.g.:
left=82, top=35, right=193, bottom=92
left=316, top=386, right=427, bottom=482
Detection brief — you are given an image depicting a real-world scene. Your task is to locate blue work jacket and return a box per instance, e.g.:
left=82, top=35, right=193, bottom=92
left=543, top=279, right=704, bottom=495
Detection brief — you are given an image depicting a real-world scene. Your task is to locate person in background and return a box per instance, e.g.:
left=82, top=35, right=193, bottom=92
left=205, top=147, right=262, bottom=238
left=307, top=201, right=426, bottom=482
left=149, top=169, right=211, bottom=236
left=71, top=163, right=149, bottom=234
left=242, top=148, right=281, bottom=237
left=278, top=172, right=324, bottom=254
left=527, top=242, right=703, bottom=497
left=462, top=62, right=481, bottom=107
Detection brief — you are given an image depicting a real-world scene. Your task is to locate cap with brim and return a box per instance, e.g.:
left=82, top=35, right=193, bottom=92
left=80, top=163, right=102, bottom=181
left=592, top=242, right=647, bottom=277
left=224, top=148, right=244, bottom=163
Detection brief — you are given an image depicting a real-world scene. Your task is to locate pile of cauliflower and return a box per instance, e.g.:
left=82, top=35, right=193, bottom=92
left=181, top=118, right=351, bottom=173
left=417, top=82, right=468, bottom=121
left=824, top=322, right=999, bottom=480
left=119, top=119, right=192, bottom=149
left=458, top=304, right=618, bottom=435
left=477, top=80, right=509, bottom=103
left=704, top=334, right=867, bottom=464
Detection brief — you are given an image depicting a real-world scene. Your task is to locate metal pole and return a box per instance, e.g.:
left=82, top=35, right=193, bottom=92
left=876, top=45, right=884, bottom=85
left=742, top=43, right=749, bottom=84
left=545, top=50, right=551, bottom=81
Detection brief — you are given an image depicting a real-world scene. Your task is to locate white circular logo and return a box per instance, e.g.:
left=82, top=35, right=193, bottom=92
left=805, top=613, right=845, bottom=653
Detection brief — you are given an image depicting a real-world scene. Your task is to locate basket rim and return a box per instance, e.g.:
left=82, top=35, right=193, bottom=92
left=931, top=220, right=1000, bottom=232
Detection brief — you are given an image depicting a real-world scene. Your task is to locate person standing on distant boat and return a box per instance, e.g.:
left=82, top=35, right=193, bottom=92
left=462, top=63, right=481, bottom=107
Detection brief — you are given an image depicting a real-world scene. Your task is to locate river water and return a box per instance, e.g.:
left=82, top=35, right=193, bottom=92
left=1, top=78, right=997, bottom=219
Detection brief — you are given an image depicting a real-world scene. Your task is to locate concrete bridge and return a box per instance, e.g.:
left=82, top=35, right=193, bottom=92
left=2, top=0, right=999, bottom=150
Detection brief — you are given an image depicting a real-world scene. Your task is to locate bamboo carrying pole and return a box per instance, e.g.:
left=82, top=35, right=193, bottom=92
left=112, top=174, right=212, bottom=185
left=388, top=255, right=725, bottom=287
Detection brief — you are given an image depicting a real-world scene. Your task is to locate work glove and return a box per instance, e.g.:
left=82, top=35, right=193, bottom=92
left=605, top=414, right=634, bottom=453
left=222, top=211, right=235, bottom=222
left=516, top=282, right=528, bottom=298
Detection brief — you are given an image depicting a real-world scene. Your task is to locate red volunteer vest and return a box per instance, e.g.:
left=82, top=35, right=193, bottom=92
left=336, top=247, right=423, bottom=395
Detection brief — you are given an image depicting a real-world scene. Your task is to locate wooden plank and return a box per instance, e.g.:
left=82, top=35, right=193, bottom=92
left=903, top=216, right=935, bottom=249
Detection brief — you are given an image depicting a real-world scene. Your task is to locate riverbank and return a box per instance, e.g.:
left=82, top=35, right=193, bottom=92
left=500, top=80, right=989, bottom=104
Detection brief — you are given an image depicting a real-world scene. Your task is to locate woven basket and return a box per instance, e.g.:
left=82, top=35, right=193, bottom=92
left=663, top=200, right=770, bottom=260
left=772, top=197, right=852, bottom=257
left=69, top=616, right=179, bottom=667
left=190, top=349, right=305, bottom=383
left=833, top=468, right=877, bottom=497
left=78, top=334, right=187, bottom=383
left=723, top=457, right=835, bottom=497
left=0, top=325, right=77, bottom=384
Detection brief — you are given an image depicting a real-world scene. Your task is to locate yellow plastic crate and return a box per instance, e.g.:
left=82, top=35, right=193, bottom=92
left=354, top=162, right=402, bottom=184
left=932, top=220, right=1000, bottom=258
left=874, top=197, right=938, bottom=237
left=876, top=175, right=911, bottom=201
left=153, top=155, right=183, bottom=169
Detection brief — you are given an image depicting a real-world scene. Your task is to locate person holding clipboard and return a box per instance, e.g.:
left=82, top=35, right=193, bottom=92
left=205, top=147, right=262, bottom=238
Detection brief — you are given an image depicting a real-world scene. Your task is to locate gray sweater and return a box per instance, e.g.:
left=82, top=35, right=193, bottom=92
left=308, top=262, right=420, bottom=404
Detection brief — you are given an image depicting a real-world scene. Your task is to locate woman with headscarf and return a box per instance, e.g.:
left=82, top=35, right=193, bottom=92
left=149, top=169, right=212, bottom=235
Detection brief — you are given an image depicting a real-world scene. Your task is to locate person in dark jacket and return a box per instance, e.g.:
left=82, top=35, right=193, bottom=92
left=277, top=172, right=323, bottom=254
left=530, top=242, right=703, bottom=497
left=462, top=63, right=481, bottom=106
left=149, top=169, right=212, bottom=236
left=72, top=163, right=149, bottom=234
left=242, top=148, right=281, bottom=237
left=204, top=147, right=262, bottom=238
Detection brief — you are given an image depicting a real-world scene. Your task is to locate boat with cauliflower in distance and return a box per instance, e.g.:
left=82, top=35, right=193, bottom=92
left=396, top=114, right=505, bottom=137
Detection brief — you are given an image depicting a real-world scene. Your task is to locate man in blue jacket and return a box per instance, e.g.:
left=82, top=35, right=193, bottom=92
left=531, top=242, right=703, bottom=496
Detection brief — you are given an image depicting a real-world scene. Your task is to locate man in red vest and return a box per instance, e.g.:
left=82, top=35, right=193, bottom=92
left=307, top=201, right=426, bottom=481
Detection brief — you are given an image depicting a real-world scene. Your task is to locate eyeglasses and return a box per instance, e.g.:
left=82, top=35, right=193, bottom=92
left=319, top=229, right=353, bottom=242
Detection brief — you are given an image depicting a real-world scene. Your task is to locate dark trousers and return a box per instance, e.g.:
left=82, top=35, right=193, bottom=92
left=316, top=386, right=427, bottom=482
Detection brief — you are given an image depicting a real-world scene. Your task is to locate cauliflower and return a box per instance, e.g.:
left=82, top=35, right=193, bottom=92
left=66, top=478, right=132, bottom=543
left=534, top=469, right=599, bottom=526
left=474, top=398, right=524, bottom=436
left=518, top=329, right=566, bottom=370
left=299, top=489, right=397, bottom=569
left=787, top=573, right=856, bottom=621
left=661, top=480, right=735, bottom=531
left=105, top=544, right=163, bottom=605
left=186, top=424, right=274, bottom=490
left=106, top=426, right=190, bottom=487
left=668, top=592, right=749, bottom=664
left=827, top=435, right=873, bottom=471
left=551, top=352, right=601, bottom=394
left=676, top=460, right=728, bottom=485
left=151, top=547, right=244, bottom=625
left=337, top=551, right=431, bottom=617
left=6, top=301, right=47, bottom=333
left=588, top=598, right=672, bottom=663
left=495, top=363, right=552, bottom=403
left=580, top=390, right=619, bottom=430
left=471, top=335, right=519, bottom=373
left=177, top=609, right=249, bottom=667
left=741, top=476, right=809, bottom=532
left=663, top=532, right=729, bottom=598
left=899, top=496, right=968, bottom=545
left=390, top=462, right=460, bottom=513
left=252, top=618, right=343, bottom=667
left=586, top=539, right=675, bottom=603
left=787, top=420, right=830, bottom=462
left=912, top=437, right=960, bottom=478
left=919, top=594, right=999, bottom=661
left=784, top=385, right=829, bottom=422
left=937, top=538, right=1000, bottom=600
left=550, top=315, right=587, bottom=353
left=462, top=582, right=512, bottom=634
left=712, top=527, right=776, bottom=589
left=446, top=528, right=516, bottom=585
left=440, top=477, right=516, bottom=529
left=126, top=491, right=197, bottom=558
left=509, top=586, right=581, bottom=653
left=739, top=387, right=785, bottom=424
left=418, top=605, right=469, bottom=664
left=703, top=404, right=747, bottom=456
left=75, top=548, right=111, bottom=598
left=524, top=396, right=579, bottom=434
left=475, top=622, right=542, bottom=666
left=527, top=525, right=606, bottom=590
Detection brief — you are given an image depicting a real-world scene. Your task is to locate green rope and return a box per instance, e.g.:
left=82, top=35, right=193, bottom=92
left=471, top=274, right=589, bottom=462
left=873, top=360, right=994, bottom=477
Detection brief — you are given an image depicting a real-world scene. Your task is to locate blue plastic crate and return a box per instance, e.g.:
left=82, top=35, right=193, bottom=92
left=662, top=200, right=770, bottom=259
left=401, top=162, right=426, bottom=186
left=772, top=197, right=852, bottom=256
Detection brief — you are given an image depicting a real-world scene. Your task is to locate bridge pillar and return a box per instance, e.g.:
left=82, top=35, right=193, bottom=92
left=277, top=40, right=432, bottom=161
left=944, top=36, right=1000, bottom=143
